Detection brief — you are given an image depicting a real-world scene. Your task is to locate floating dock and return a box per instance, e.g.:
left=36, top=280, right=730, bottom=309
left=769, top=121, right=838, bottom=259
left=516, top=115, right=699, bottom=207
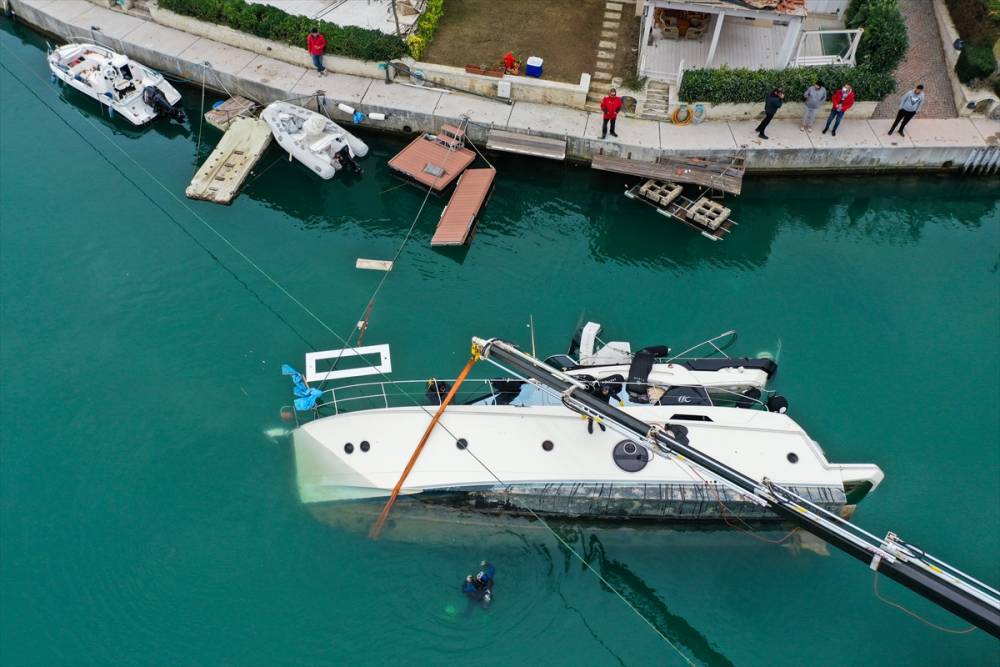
left=431, top=168, right=496, bottom=246
left=204, top=96, right=257, bottom=132
left=185, top=117, right=272, bottom=204
left=592, top=152, right=746, bottom=195
left=487, top=129, right=566, bottom=161
left=387, top=124, right=476, bottom=192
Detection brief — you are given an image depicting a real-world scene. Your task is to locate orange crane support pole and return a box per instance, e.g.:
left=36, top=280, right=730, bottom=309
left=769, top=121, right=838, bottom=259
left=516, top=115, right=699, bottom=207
left=369, top=354, right=479, bottom=538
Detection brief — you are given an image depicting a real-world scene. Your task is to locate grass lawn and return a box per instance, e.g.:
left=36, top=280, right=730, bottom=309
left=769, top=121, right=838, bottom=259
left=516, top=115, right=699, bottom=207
left=421, top=0, right=605, bottom=83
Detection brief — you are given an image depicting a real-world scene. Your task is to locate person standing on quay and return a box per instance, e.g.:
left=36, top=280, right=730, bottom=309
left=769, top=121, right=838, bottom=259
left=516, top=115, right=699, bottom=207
left=888, top=84, right=925, bottom=137
left=307, top=27, right=327, bottom=76
left=755, top=88, right=784, bottom=140
left=822, top=83, right=855, bottom=136
left=800, top=80, right=827, bottom=132
left=601, top=88, right=622, bottom=139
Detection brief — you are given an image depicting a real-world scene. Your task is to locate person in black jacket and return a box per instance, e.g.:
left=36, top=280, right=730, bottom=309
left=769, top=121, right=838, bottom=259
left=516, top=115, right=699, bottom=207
left=755, top=88, right=784, bottom=140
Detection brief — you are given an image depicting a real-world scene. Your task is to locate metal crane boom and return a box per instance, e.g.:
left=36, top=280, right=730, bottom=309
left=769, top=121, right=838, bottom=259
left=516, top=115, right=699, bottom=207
left=473, top=337, right=1000, bottom=638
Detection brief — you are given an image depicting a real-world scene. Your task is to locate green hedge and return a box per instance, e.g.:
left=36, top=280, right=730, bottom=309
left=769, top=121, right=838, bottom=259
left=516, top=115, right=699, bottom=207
left=956, top=42, right=999, bottom=82
left=159, top=0, right=407, bottom=61
left=678, top=65, right=896, bottom=103
left=847, top=0, right=908, bottom=73
left=407, top=0, right=444, bottom=60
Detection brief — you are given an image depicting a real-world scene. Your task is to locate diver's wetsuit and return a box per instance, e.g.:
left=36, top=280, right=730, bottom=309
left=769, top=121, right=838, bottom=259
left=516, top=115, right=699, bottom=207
left=462, top=562, right=495, bottom=607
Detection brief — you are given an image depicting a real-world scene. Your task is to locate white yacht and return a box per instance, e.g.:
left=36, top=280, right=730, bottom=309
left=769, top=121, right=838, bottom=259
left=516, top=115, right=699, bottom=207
left=48, top=43, right=185, bottom=126
left=261, top=101, right=368, bottom=179
left=289, top=328, right=884, bottom=521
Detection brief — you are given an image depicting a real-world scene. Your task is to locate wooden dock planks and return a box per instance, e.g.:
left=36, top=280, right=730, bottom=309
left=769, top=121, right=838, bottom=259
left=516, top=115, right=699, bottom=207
left=185, top=117, right=272, bottom=204
left=487, top=129, right=566, bottom=161
left=388, top=134, right=476, bottom=191
left=431, top=168, right=496, bottom=246
left=592, top=153, right=745, bottom=195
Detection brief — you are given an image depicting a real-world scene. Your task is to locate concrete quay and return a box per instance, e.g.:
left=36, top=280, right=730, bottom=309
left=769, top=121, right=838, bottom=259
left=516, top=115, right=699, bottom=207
left=9, top=0, right=1000, bottom=174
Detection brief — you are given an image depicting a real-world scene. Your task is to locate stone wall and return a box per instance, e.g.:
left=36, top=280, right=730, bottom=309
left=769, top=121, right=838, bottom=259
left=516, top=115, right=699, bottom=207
left=931, top=0, right=999, bottom=118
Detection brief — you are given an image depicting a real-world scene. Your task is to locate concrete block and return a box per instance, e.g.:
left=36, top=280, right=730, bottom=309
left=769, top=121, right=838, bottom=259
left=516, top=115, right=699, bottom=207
left=808, top=118, right=882, bottom=149
left=971, top=117, right=1000, bottom=144
left=606, top=1, right=624, bottom=9
left=73, top=5, right=145, bottom=40
left=604, top=11, right=622, bottom=20
left=585, top=112, right=660, bottom=149
left=660, top=121, right=738, bottom=152
left=603, top=21, right=619, bottom=29
left=866, top=119, right=916, bottom=149
left=597, top=50, right=615, bottom=60
left=176, top=38, right=258, bottom=96
left=362, top=80, right=444, bottom=117
left=729, top=120, right=812, bottom=150
left=239, top=56, right=306, bottom=93
left=123, top=21, right=199, bottom=59
left=434, top=93, right=513, bottom=130
left=178, top=38, right=257, bottom=76
left=507, top=101, right=589, bottom=138
left=292, top=71, right=372, bottom=107
left=905, top=118, right=986, bottom=148
left=599, top=41, right=616, bottom=49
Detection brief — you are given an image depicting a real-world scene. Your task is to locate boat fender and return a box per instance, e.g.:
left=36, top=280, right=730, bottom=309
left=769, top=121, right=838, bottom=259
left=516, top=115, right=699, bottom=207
left=337, top=102, right=355, bottom=114
left=369, top=112, right=387, bottom=121
left=767, top=395, right=789, bottom=414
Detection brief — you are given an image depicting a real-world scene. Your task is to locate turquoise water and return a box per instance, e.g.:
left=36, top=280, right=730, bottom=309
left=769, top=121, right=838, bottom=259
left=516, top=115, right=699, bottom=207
left=2, top=19, right=999, bottom=666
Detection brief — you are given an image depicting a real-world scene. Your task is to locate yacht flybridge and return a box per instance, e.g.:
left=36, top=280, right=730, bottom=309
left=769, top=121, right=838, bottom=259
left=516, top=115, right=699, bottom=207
left=287, top=330, right=1000, bottom=636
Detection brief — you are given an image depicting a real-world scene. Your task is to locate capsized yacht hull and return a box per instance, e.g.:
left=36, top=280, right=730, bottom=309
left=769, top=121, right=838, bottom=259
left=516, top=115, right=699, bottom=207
left=292, top=404, right=883, bottom=521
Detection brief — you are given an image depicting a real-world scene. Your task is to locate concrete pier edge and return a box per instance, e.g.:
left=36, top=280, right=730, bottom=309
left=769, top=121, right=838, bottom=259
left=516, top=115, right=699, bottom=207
left=7, top=0, right=1000, bottom=173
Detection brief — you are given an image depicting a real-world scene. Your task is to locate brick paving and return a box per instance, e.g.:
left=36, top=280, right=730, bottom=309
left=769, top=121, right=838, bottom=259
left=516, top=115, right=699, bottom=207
left=873, top=0, right=957, bottom=118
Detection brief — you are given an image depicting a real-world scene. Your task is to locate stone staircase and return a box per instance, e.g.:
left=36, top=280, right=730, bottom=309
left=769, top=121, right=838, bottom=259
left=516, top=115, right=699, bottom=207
left=126, top=0, right=153, bottom=20
left=638, top=80, right=671, bottom=121
left=586, top=0, right=625, bottom=114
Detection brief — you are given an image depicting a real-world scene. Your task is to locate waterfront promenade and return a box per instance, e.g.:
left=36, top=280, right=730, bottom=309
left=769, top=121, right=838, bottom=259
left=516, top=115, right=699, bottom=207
left=10, top=0, right=1000, bottom=172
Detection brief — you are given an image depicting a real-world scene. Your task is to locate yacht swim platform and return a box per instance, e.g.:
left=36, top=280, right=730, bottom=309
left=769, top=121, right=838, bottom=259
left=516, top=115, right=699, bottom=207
left=387, top=124, right=476, bottom=192
left=431, top=168, right=496, bottom=246
left=625, top=179, right=736, bottom=241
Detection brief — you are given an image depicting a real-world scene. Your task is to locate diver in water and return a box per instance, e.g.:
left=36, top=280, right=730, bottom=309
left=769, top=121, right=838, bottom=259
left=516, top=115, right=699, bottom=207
left=461, top=561, right=495, bottom=607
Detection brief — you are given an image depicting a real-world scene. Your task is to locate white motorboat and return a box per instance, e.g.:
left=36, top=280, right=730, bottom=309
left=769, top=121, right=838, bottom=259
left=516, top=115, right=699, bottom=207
left=261, top=101, right=369, bottom=179
left=289, top=329, right=883, bottom=521
left=47, top=43, right=185, bottom=126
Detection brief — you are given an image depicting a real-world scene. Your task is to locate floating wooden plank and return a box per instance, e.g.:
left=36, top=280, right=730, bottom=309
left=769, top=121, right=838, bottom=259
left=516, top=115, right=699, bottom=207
left=356, top=258, right=394, bottom=271
left=592, top=153, right=745, bottom=195
left=305, top=344, right=392, bottom=383
left=388, top=134, right=476, bottom=192
left=204, top=96, right=257, bottom=132
left=431, top=168, right=496, bottom=247
left=185, top=117, right=272, bottom=204
left=487, top=129, right=566, bottom=161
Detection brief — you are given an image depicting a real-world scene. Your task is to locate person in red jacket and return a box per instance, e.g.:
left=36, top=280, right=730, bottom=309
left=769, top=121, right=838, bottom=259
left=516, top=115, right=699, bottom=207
left=822, top=83, right=855, bottom=136
left=307, top=28, right=326, bottom=76
left=601, top=88, right=623, bottom=139
left=503, top=51, right=517, bottom=73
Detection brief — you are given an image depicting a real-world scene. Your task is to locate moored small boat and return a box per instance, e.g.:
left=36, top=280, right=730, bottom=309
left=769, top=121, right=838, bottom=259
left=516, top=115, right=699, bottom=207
left=47, top=43, right=185, bottom=126
left=261, top=101, right=368, bottom=179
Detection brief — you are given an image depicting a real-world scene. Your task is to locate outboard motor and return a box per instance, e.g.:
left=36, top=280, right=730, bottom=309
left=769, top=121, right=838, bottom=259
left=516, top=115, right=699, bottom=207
left=142, top=86, right=186, bottom=123
left=334, top=144, right=363, bottom=175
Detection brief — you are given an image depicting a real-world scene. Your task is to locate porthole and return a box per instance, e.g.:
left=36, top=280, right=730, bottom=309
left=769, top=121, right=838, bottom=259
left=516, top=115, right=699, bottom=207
left=456, top=438, right=468, bottom=450
left=344, top=442, right=354, bottom=454
left=787, top=452, right=799, bottom=463
left=542, top=440, right=554, bottom=451
left=360, top=441, right=370, bottom=452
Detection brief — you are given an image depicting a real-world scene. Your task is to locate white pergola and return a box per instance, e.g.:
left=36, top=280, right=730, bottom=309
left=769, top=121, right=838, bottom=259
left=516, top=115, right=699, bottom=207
left=636, top=0, right=862, bottom=83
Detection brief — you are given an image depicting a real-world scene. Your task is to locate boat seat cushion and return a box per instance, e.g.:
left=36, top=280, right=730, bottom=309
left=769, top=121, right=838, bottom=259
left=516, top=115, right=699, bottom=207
left=309, top=134, right=338, bottom=152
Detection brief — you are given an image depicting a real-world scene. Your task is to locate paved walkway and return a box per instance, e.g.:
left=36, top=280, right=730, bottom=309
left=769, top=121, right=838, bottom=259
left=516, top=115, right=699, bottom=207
left=15, top=0, right=998, bottom=173
left=873, top=0, right=957, bottom=119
